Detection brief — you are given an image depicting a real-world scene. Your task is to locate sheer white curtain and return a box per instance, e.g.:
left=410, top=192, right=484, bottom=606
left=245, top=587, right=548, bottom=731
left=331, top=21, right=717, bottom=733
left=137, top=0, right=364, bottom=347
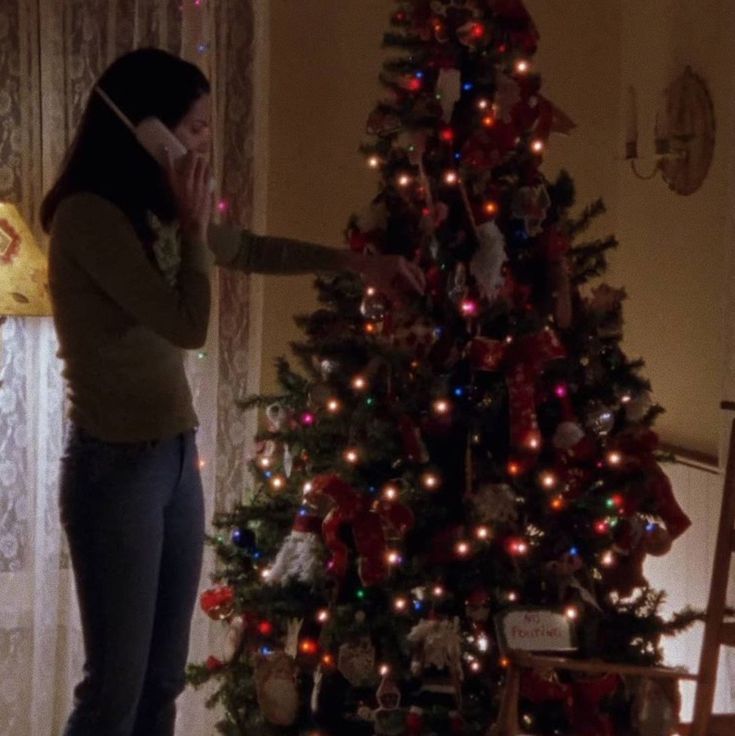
left=0, top=1, right=259, bottom=734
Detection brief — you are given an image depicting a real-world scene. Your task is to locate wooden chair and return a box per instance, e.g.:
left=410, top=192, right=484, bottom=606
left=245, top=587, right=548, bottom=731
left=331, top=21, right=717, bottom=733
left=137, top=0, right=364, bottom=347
left=490, top=406, right=735, bottom=736
left=490, top=609, right=697, bottom=736
left=678, top=405, right=735, bottom=736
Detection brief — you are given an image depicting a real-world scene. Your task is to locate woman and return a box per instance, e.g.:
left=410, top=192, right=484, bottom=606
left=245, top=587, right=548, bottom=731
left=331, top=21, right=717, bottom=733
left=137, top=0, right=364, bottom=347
left=41, top=48, right=423, bottom=736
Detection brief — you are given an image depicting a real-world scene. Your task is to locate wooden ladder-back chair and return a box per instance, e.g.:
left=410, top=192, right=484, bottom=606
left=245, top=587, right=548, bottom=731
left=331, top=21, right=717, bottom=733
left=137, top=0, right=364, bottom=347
left=491, top=404, right=735, bottom=736
left=679, top=403, right=735, bottom=735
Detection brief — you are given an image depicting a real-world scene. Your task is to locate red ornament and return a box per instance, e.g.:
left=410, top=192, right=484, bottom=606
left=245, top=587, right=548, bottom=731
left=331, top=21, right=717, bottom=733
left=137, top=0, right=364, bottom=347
left=506, top=458, right=526, bottom=477
left=449, top=710, right=464, bottom=735
left=258, top=620, right=274, bottom=637
left=491, top=0, right=540, bottom=54
left=371, top=497, right=415, bottom=536
left=520, top=668, right=571, bottom=703
left=425, top=264, right=447, bottom=298
left=564, top=673, right=621, bottom=736
left=346, top=220, right=383, bottom=254
left=540, top=225, right=571, bottom=262
left=505, top=537, right=529, bottom=556
left=398, top=414, right=430, bottom=463
left=427, top=524, right=463, bottom=565
left=461, top=124, right=517, bottom=168
left=594, top=520, right=610, bottom=535
left=299, top=638, right=319, bottom=655
left=606, top=428, right=691, bottom=539
left=457, top=20, right=488, bottom=47
left=406, top=707, right=423, bottom=735
left=199, top=585, right=235, bottom=620
left=603, top=541, right=647, bottom=597
left=206, top=655, right=224, bottom=671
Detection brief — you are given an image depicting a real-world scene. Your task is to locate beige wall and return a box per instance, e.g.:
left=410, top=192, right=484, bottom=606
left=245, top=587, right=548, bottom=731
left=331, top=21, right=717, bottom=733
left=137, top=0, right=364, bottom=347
left=528, top=1, right=622, bottom=224
left=261, top=0, right=394, bottom=393
left=612, top=0, right=733, bottom=459
left=263, top=0, right=731, bottom=459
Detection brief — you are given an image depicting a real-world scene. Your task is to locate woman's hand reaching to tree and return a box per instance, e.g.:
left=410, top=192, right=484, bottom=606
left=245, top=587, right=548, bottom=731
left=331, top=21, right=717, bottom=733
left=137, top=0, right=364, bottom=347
left=344, top=251, right=426, bottom=300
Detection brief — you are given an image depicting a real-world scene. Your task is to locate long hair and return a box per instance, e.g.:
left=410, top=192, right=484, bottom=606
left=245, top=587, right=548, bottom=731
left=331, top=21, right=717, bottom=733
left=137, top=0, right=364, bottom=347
left=40, top=48, right=210, bottom=250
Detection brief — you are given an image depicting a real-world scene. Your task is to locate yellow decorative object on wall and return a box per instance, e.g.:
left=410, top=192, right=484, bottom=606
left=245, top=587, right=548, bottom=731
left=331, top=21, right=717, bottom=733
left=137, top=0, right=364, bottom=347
left=0, top=202, right=51, bottom=316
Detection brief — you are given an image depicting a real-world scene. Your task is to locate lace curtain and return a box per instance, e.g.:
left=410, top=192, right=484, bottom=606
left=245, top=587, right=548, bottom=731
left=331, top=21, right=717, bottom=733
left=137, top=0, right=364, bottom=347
left=0, top=1, right=257, bottom=734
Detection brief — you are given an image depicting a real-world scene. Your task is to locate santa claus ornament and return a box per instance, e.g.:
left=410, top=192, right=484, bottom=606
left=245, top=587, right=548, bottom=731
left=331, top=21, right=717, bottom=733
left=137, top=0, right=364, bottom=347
left=406, top=617, right=464, bottom=734
left=254, top=650, right=300, bottom=726
left=266, top=509, right=326, bottom=587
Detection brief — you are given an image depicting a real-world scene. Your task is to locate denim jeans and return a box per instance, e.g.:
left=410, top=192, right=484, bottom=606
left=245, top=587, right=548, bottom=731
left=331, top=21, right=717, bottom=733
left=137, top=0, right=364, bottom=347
left=59, top=425, right=204, bottom=736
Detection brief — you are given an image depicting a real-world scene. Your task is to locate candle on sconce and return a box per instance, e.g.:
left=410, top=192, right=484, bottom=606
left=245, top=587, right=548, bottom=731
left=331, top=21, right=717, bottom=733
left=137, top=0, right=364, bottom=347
left=654, top=90, right=673, bottom=156
left=625, top=85, right=639, bottom=159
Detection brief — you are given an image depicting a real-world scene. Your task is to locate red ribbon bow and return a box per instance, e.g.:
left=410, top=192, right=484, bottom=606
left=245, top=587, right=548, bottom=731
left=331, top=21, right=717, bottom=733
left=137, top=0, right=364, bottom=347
left=607, top=428, right=691, bottom=539
left=309, top=475, right=414, bottom=586
left=468, top=329, right=566, bottom=451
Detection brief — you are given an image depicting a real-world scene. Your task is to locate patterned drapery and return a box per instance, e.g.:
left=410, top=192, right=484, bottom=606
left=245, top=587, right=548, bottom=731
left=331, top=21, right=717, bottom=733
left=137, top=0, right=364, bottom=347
left=0, top=1, right=257, bottom=733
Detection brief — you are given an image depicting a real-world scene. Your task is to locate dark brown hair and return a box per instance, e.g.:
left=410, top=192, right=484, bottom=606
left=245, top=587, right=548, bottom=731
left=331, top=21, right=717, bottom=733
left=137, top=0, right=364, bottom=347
left=40, top=48, right=210, bottom=249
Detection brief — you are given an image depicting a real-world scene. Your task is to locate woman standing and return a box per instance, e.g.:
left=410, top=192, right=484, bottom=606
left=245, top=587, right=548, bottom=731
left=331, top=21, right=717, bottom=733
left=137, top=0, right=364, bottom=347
left=41, top=48, right=422, bottom=736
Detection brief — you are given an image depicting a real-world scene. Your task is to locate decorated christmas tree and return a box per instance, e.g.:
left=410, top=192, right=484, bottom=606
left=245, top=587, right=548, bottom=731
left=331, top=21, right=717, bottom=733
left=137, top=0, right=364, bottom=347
left=188, top=2, right=698, bottom=734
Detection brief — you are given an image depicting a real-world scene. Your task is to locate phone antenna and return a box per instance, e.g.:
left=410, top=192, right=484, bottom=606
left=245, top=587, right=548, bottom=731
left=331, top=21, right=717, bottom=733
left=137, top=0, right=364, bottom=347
left=94, top=86, right=136, bottom=133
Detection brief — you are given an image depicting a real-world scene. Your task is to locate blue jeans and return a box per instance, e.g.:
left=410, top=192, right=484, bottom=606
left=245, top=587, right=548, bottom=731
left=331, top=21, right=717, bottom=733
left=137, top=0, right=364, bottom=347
left=60, top=425, right=204, bottom=736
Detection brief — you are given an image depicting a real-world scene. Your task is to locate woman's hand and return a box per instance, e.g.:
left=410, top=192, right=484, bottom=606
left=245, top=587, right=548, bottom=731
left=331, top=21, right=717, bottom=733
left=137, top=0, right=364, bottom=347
left=163, top=149, right=213, bottom=244
left=350, top=253, right=426, bottom=300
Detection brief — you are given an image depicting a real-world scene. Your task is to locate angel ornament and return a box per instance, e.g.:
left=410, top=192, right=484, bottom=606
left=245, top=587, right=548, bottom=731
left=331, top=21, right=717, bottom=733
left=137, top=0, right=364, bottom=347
left=357, top=675, right=406, bottom=736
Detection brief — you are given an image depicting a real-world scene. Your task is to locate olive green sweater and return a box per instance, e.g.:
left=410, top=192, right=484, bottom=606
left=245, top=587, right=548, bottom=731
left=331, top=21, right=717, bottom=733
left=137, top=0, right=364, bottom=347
left=49, top=192, right=344, bottom=442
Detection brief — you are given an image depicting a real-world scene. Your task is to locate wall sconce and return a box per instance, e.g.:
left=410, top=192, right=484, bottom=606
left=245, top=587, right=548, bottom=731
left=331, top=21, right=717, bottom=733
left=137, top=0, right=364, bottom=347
left=625, top=66, right=715, bottom=196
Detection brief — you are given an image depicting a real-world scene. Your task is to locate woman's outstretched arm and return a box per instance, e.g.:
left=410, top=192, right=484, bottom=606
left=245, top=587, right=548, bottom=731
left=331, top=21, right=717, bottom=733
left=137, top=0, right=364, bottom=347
left=208, top=223, right=425, bottom=296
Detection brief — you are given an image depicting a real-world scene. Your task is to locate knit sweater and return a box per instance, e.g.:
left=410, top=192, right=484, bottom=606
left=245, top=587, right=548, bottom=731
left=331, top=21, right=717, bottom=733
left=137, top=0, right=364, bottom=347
left=48, top=191, right=345, bottom=442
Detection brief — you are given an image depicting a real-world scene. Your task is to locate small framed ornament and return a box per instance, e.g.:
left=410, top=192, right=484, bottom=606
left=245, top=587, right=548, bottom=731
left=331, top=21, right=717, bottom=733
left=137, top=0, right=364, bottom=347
left=338, top=636, right=378, bottom=688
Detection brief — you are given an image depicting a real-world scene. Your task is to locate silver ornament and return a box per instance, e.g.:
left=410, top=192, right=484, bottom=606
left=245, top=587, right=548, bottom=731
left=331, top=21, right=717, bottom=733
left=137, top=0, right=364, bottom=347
left=319, top=359, right=339, bottom=379
left=266, top=403, right=288, bottom=431
left=553, top=421, right=585, bottom=450
left=360, top=293, right=388, bottom=322
left=624, top=391, right=653, bottom=422
left=448, top=262, right=467, bottom=304
left=470, top=222, right=507, bottom=302
left=586, top=405, right=616, bottom=436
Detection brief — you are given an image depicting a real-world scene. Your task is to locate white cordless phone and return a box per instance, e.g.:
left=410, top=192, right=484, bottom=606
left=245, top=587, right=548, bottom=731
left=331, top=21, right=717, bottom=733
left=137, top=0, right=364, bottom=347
left=95, top=86, right=188, bottom=167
